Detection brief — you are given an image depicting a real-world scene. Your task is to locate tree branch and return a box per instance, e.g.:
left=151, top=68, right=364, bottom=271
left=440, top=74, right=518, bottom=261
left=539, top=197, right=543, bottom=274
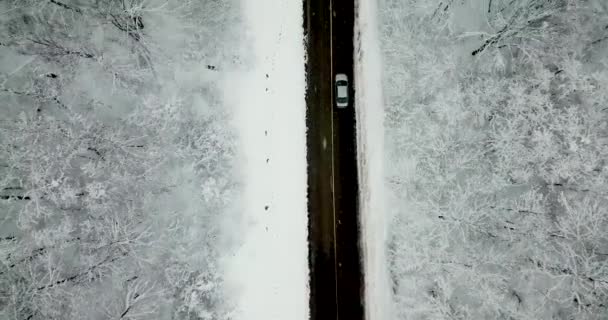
left=87, top=147, right=105, bottom=160
left=120, top=305, right=133, bottom=319
left=37, top=251, right=127, bottom=291
left=591, top=35, right=608, bottom=46
left=0, top=195, right=31, bottom=200
left=528, top=258, right=608, bottom=285
left=110, top=14, right=143, bottom=42
left=1, top=87, right=68, bottom=109
left=1, top=235, right=16, bottom=242
left=0, top=238, right=81, bottom=276
left=48, top=0, right=82, bottom=14
left=472, top=24, right=509, bottom=56
left=28, top=38, right=95, bottom=60
left=47, top=0, right=145, bottom=45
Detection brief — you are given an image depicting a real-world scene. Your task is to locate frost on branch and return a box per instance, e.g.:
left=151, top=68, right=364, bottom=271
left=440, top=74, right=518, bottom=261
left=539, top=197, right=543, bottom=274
left=0, top=0, right=241, bottom=319
left=382, top=0, right=608, bottom=318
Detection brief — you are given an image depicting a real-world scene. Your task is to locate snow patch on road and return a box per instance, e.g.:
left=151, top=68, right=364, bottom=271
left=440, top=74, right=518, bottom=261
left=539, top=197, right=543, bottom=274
left=225, top=1, right=309, bottom=320
left=355, top=0, right=392, bottom=319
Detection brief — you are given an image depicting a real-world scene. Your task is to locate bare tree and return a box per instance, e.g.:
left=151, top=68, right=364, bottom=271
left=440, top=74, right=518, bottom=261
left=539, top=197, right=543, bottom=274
left=0, top=0, right=241, bottom=319
left=381, top=0, right=608, bottom=318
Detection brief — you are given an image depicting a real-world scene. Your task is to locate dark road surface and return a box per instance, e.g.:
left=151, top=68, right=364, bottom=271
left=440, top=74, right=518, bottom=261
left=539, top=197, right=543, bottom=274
left=304, top=0, right=364, bottom=319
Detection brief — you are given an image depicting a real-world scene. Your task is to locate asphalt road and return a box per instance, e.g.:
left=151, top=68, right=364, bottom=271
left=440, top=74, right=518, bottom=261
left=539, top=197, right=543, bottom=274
left=304, top=0, right=364, bottom=319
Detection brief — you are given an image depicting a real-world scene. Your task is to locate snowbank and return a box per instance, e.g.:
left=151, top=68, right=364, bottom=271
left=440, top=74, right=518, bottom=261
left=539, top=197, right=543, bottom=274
left=354, top=1, right=391, bottom=319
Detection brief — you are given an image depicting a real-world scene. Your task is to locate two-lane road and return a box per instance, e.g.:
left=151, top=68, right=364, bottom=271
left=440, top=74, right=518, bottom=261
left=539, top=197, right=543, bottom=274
left=304, top=0, right=363, bottom=319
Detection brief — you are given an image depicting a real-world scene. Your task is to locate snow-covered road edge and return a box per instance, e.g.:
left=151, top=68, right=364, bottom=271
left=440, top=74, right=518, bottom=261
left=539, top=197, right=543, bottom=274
left=354, top=1, right=391, bottom=319
left=224, top=1, right=309, bottom=319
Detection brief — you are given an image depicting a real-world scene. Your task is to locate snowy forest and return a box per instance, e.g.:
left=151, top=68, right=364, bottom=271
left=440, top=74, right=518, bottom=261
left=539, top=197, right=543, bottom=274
left=0, top=0, right=243, bottom=319
left=381, top=0, right=608, bottom=319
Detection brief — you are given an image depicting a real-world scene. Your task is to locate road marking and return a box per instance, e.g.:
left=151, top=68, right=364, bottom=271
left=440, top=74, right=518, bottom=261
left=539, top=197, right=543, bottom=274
left=322, top=137, right=327, bottom=150
left=329, top=0, right=340, bottom=318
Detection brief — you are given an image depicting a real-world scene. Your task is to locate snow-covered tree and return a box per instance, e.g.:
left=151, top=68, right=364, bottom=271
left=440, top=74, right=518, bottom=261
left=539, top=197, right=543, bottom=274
left=0, top=1, right=242, bottom=319
left=381, top=0, right=608, bottom=318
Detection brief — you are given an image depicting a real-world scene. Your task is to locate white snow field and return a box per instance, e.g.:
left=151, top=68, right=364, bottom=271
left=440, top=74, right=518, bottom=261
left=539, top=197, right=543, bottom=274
left=225, top=0, right=309, bottom=320
left=354, top=0, right=391, bottom=320
left=378, top=0, right=608, bottom=319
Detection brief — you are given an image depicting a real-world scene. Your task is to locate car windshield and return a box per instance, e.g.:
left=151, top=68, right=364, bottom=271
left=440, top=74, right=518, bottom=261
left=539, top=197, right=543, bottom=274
left=337, top=80, right=347, bottom=86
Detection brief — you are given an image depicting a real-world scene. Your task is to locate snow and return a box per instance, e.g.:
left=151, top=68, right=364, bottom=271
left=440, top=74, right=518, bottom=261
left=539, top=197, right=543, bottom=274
left=224, top=0, right=309, bottom=319
left=376, top=1, right=608, bottom=318
left=354, top=1, right=391, bottom=319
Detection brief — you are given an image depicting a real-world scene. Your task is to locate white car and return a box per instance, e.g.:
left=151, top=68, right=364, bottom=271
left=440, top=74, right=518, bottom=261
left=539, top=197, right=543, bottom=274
left=335, top=74, right=349, bottom=108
